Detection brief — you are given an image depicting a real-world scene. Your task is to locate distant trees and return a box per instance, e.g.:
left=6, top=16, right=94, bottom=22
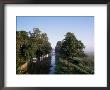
left=16, top=28, right=52, bottom=73
left=55, top=41, right=62, bottom=53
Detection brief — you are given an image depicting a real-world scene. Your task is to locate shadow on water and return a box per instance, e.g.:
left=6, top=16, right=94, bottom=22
left=27, top=49, right=58, bottom=74
left=28, top=56, right=51, bottom=74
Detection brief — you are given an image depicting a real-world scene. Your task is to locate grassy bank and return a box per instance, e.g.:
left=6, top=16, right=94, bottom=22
left=56, top=56, right=94, bottom=74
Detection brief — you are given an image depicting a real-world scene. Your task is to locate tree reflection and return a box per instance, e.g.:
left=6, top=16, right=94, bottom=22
left=28, top=56, right=51, bottom=74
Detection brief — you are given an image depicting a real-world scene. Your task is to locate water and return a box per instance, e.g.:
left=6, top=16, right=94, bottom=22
left=49, top=52, right=56, bottom=74
left=27, top=49, right=56, bottom=74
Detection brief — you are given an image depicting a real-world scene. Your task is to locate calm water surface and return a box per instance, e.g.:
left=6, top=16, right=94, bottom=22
left=28, top=50, right=56, bottom=74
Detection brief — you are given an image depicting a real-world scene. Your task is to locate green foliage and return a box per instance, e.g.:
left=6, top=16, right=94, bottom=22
left=16, top=30, right=94, bottom=74
left=16, top=28, right=52, bottom=74
left=55, top=32, right=94, bottom=74
left=59, top=32, right=86, bottom=59
left=55, top=57, right=94, bottom=74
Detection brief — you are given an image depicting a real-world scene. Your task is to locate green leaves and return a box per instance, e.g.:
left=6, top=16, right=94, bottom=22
left=55, top=32, right=86, bottom=60
left=55, top=32, right=94, bottom=74
left=16, top=28, right=52, bottom=74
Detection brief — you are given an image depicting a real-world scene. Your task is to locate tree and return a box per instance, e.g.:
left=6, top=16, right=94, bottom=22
left=16, top=31, right=29, bottom=73
left=60, top=32, right=86, bottom=60
left=16, top=31, right=29, bottom=61
left=55, top=41, right=62, bottom=53
left=28, top=28, right=52, bottom=60
left=16, top=28, right=52, bottom=74
left=55, top=32, right=87, bottom=74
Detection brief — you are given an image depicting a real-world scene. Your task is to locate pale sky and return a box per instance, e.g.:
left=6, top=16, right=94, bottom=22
left=16, top=16, right=94, bottom=53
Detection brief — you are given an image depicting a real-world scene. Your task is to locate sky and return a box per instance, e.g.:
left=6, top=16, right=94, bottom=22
left=16, top=16, right=94, bottom=53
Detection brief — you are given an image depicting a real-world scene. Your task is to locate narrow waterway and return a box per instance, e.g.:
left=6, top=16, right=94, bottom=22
left=49, top=50, right=56, bottom=74
left=27, top=49, right=56, bottom=74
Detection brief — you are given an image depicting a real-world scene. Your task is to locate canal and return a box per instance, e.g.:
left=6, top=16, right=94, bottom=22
left=28, top=49, right=56, bottom=74
left=49, top=50, right=56, bottom=74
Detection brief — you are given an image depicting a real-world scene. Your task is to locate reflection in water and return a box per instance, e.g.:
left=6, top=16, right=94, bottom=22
left=49, top=51, right=56, bottom=74
left=28, top=56, right=51, bottom=74
left=27, top=49, right=56, bottom=74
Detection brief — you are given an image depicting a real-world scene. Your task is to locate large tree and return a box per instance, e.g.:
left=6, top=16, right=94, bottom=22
left=16, top=28, right=52, bottom=73
left=59, top=32, right=86, bottom=60
left=28, top=28, right=52, bottom=60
